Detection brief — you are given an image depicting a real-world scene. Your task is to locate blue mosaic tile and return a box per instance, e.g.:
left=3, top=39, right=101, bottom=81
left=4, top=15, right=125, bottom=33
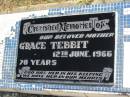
left=1, top=2, right=130, bottom=93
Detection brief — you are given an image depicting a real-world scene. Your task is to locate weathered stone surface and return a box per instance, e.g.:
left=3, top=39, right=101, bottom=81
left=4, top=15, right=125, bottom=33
left=0, top=0, right=126, bottom=14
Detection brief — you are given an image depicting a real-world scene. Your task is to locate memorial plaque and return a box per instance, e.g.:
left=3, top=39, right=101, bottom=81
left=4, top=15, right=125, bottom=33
left=16, top=12, right=115, bottom=85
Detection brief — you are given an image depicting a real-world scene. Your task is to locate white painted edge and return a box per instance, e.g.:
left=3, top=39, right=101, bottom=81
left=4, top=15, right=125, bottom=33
left=0, top=41, right=5, bottom=79
left=124, top=28, right=130, bottom=35
left=123, top=8, right=130, bottom=15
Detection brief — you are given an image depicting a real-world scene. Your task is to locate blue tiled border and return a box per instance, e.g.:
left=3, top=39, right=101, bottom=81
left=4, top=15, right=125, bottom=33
left=1, top=2, right=130, bottom=93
